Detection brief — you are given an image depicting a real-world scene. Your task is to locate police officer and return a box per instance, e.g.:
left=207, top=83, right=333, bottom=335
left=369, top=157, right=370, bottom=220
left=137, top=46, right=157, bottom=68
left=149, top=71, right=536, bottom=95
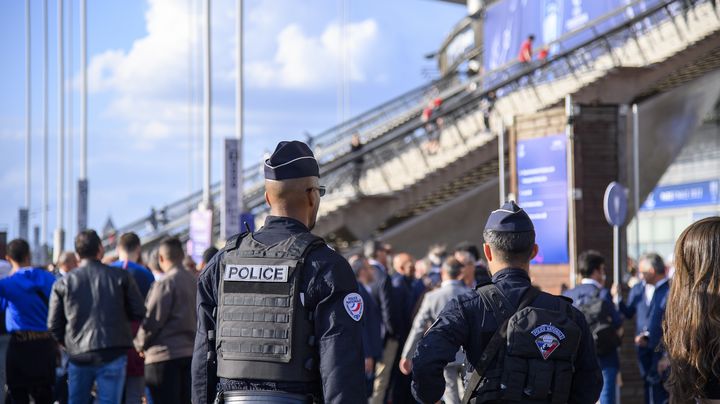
left=411, top=201, right=602, bottom=404
left=191, top=141, right=366, bottom=404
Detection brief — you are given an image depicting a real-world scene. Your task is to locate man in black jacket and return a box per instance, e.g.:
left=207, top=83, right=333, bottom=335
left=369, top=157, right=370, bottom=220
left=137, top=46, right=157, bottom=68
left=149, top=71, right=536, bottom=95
left=48, top=229, right=146, bottom=404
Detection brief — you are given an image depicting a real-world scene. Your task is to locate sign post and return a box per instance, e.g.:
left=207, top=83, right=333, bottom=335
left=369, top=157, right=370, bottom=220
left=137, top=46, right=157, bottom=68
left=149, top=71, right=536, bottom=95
left=222, top=139, right=241, bottom=240
left=603, top=181, right=628, bottom=302
left=77, top=179, right=88, bottom=231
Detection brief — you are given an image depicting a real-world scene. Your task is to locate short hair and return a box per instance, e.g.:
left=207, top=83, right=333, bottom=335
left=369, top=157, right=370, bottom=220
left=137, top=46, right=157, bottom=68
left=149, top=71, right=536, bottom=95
left=454, top=242, right=480, bottom=262
left=640, top=252, right=665, bottom=275
left=364, top=240, right=386, bottom=259
left=528, top=34, right=535, bottom=40
left=202, top=247, right=219, bottom=264
left=349, top=255, right=366, bottom=277
left=118, top=232, right=141, bottom=253
left=454, top=250, right=473, bottom=265
left=442, top=257, right=464, bottom=280
left=58, top=251, right=77, bottom=265
left=482, top=229, right=535, bottom=264
left=578, top=250, right=605, bottom=278
left=159, top=237, right=185, bottom=264
left=7, top=239, right=30, bottom=264
left=75, top=230, right=102, bottom=259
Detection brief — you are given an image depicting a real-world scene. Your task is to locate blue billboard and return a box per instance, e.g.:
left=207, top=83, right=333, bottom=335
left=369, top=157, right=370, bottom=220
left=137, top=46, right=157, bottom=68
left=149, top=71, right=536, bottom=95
left=641, top=180, right=720, bottom=211
left=483, top=0, right=661, bottom=72
left=517, top=134, right=569, bottom=265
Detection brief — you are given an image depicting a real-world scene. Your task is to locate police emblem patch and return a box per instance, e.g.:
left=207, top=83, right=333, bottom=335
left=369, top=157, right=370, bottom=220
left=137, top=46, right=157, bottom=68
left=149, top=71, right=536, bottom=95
left=343, top=293, right=364, bottom=322
left=531, top=324, right=565, bottom=360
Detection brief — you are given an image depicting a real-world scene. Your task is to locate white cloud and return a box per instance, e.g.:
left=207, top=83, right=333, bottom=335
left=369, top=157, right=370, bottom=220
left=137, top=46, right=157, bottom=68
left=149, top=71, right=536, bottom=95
left=247, top=19, right=380, bottom=89
left=85, top=0, right=381, bottom=142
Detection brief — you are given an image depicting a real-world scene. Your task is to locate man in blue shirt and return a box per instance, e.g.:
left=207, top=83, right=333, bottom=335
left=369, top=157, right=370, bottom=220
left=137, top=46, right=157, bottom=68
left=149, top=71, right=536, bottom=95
left=0, top=239, right=57, bottom=403
left=563, top=250, right=623, bottom=404
left=110, top=232, right=155, bottom=404
left=618, top=253, right=670, bottom=404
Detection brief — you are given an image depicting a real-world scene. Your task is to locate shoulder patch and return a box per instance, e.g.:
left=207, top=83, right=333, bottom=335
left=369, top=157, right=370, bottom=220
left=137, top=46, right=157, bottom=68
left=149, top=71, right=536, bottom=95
left=531, top=324, right=566, bottom=360
left=343, top=292, right=364, bottom=322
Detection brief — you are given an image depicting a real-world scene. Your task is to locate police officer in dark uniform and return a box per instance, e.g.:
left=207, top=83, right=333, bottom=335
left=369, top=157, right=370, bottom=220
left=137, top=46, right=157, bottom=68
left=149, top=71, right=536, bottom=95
left=191, top=141, right=366, bottom=404
left=411, top=201, right=602, bottom=404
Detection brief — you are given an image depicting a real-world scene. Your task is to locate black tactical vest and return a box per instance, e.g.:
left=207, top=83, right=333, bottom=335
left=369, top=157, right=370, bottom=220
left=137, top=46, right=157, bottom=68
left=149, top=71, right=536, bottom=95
left=468, top=285, right=582, bottom=404
left=215, top=232, right=323, bottom=383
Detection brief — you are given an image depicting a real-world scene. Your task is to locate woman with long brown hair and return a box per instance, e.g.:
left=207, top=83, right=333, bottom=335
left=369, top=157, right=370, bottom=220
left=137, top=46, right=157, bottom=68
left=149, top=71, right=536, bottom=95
left=663, top=216, right=720, bottom=403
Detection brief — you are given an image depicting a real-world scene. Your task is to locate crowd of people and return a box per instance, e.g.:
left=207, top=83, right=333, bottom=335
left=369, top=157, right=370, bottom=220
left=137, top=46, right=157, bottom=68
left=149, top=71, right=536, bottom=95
left=0, top=217, right=718, bottom=404
left=0, top=230, right=217, bottom=404
left=0, top=140, right=718, bottom=404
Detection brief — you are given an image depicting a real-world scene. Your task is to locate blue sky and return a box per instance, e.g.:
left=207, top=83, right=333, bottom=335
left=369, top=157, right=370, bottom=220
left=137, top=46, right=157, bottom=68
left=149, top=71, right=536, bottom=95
left=0, top=0, right=466, bottom=248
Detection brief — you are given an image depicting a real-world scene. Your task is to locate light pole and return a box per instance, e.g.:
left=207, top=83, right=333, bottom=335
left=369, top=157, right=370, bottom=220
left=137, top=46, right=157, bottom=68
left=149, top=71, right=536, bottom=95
left=78, top=0, right=88, bottom=232
left=202, top=0, right=212, bottom=210
left=41, top=0, right=49, bottom=264
left=235, top=0, right=243, bottom=219
left=21, top=0, right=32, bottom=241
left=54, top=0, right=65, bottom=262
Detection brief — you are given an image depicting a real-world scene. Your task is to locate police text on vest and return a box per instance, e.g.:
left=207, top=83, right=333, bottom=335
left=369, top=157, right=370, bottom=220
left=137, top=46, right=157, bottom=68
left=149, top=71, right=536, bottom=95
left=224, top=265, right=289, bottom=282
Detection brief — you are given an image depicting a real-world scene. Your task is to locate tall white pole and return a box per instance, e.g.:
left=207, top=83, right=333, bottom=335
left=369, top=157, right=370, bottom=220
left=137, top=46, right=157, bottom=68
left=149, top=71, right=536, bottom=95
left=236, top=0, right=243, bottom=209
left=202, top=0, right=212, bottom=209
left=54, top=0, right=65, bottom=262
left=632, top=104, right=640, bottom=261
left=41, top=0, right=49, bottom=263
left=80, top=0, right=87, bottom=180
left=21, top=0, right=32, bottom=241
left=77, top=0, right=88, bottom=231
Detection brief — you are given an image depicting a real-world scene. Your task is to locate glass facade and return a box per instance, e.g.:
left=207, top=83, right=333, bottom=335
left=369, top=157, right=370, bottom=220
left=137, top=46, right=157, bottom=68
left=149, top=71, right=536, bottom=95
left=626, top=118, right=720, bottom=262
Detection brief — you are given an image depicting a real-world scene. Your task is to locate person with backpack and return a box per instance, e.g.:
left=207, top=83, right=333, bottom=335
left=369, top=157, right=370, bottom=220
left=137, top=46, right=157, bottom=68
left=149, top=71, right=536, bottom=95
left=0, top=239, right=57, bottom=403
left=563, top=251, right=623, bottom=404
left=411, top=201, right=602, bottom=404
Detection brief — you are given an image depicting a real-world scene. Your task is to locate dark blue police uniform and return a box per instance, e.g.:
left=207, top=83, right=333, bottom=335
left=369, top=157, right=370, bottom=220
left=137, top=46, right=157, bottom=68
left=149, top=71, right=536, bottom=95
left=410, top=202, right=602, bottom=404
left=191, top=141, right=366, bottom=404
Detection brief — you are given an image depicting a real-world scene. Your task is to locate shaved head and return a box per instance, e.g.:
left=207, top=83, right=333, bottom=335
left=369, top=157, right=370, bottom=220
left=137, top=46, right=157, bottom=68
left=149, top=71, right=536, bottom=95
left=264, top=176, right=321, bottom=230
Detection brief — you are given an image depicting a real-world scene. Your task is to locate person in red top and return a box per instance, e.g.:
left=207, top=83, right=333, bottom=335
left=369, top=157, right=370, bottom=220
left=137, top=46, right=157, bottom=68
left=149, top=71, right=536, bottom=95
left=518, top=34, right=535, bottom=63
left=538, top=45, right=549, bottom=61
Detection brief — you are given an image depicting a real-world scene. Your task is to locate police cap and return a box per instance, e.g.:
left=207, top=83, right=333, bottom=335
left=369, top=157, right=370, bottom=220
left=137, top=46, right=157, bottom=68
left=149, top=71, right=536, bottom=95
left=484, top=200, right=534, bottom=232
left=264, top=141, right=320, bottom=180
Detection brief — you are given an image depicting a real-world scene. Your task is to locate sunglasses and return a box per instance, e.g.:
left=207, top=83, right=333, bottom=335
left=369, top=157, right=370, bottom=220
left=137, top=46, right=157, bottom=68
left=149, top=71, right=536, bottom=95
left=306, top=186, right=326, bottom=197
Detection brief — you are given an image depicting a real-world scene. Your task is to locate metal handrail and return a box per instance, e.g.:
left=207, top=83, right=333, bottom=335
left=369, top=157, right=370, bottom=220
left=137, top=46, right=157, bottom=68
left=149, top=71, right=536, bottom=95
left=443, top=0, right=677, bottom=78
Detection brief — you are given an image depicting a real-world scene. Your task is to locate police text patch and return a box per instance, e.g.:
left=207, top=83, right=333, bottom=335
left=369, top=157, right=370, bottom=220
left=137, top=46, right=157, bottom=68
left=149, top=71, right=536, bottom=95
left=224, top=265, right=289, bottom=282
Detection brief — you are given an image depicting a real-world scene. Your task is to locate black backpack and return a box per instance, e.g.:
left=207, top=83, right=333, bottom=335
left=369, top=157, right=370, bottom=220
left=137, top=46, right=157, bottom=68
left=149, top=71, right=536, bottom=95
left=575, top=288, right=621, bottom=356
left=463, top=285, right=582, bottom=404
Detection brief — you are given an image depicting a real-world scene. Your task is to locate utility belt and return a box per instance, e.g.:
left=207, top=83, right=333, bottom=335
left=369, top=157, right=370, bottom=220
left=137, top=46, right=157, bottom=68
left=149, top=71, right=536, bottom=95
left=215, top=390, right=314, bottom=404
left=10, top=330, right=53, bottom=342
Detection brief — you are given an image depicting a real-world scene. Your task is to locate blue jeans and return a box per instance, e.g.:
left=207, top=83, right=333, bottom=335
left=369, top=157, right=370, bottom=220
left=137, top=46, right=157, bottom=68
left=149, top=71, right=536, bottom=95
left=68, top=355, right=127, bottom=404
left=600, top=366, right=618, bottom=404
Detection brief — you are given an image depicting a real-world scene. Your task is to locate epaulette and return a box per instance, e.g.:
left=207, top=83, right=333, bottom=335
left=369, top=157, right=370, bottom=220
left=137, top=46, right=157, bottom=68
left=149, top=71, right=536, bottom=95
left=223, top=231, right=249, bottom=252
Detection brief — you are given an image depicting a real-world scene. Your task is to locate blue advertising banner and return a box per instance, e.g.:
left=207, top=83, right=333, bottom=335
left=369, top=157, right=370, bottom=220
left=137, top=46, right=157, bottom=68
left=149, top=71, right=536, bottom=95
left=641, top=180, right=720, bottom=211
left=483, top=0, right=661, bottom=72
left=517, top=134, right=569, bottom=265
